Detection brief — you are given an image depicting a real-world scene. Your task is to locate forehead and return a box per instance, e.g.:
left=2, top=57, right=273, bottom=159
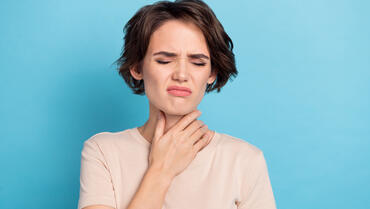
left=146, top=19, right=209, bottom=55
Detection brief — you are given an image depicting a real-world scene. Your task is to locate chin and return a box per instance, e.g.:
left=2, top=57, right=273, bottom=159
left=160, top=106, right=197, bottom=116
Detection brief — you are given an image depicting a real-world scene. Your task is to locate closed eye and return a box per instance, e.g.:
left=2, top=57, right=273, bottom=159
left=156, top=60, right=170, bottom=64
left=193, top=63, right=206, bottom=66
left=155, top=60, right=206, bottom=66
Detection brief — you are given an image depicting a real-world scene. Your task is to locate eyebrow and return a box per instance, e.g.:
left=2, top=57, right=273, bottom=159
left=152, top=51, right=210, bottom=60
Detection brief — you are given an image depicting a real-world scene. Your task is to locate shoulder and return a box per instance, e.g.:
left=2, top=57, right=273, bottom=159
left=217, top=132, right=263, bottom=158
left=82, top=128, right=135, bottom=153
left=85, top=130, right=121, bottom=143
left=216, top=132, right=269, bottom=182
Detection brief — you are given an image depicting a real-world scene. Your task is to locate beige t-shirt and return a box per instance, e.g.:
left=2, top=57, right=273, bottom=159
left=77, top=127, right=276, bottom=209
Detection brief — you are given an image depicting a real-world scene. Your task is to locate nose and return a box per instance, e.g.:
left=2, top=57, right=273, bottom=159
left=172, top=58, right=189, bottom=82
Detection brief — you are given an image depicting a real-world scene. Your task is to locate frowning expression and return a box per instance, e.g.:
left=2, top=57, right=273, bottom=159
left=130, top=19, right=217, bottom=115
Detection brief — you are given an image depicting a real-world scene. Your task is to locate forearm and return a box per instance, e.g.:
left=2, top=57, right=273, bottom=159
left=126, top=166, right=173, bottom=209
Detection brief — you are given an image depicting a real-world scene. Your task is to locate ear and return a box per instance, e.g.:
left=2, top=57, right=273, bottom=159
left=129, top=63, right=143, bottom=81
left=207, top=69, right=217, bottom=84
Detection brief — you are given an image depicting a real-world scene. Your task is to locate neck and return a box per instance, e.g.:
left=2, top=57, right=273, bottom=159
left=137, top=102, right=214, bottom=144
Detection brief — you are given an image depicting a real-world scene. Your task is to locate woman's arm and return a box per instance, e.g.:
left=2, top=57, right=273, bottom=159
left=82, top=166, right=173, bottom=209
left=125, top=165, right=173, bottom=209
left=237, top=151, right=276, bottom=209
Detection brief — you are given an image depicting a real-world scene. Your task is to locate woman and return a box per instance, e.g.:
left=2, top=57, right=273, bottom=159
left=77, top=0, right=276, bottom=209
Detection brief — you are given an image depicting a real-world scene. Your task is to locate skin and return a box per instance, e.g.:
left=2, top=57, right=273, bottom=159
left=130, top=19, right=217, bottom=144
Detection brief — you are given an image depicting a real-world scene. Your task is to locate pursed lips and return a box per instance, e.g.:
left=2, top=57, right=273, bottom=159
left=167, top=85, right=192, bottom=96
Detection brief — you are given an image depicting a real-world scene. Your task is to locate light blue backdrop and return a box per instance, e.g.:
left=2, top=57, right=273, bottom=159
left=1, top=0, right=369, bottom=208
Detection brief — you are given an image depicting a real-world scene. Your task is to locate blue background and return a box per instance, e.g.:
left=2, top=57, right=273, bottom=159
left=1, top=0, right=369, bottom=208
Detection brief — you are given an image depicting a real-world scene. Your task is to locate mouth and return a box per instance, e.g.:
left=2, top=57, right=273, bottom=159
left=167, top=89, right=192, bottom=97
left=167, top=85, right=192, bottom=97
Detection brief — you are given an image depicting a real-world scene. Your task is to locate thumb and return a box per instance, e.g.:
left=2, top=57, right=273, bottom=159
left=153, top=110, right=165, bottom=143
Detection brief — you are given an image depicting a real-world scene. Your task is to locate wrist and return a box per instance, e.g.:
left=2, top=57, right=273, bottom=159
left=146, top=165, right=174, bottom=188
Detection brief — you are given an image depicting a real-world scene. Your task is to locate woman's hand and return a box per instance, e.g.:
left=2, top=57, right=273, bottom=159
left=148, top=109, right=213, bottom=179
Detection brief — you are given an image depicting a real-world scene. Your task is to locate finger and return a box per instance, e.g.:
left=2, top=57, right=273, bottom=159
left=189, top=124, right=208, bottom=145
left=153, top=110, right=165, bottom=143
left=170, top=110, right=202, bottom=134
left=193, top=130, right=212, bottom=152
left=183, top=119, right=204, bottom=138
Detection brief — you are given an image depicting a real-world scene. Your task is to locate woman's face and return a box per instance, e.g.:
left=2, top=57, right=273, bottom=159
left=131, top=20, right=216, bottom=115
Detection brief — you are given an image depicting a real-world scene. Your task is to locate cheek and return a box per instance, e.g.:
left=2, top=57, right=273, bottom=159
left=142, top=66, right=167, bottom=96
left=195, top=70, right=212, bottom=89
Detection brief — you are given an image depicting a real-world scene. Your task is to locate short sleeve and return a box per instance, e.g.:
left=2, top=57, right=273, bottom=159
left=77, top=138, right=116, bottom=209
left=238, top=151, right=277, bottom=209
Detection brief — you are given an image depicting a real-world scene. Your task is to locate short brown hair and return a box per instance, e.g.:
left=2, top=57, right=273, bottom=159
left=114, top=0, right=238, bottom=95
